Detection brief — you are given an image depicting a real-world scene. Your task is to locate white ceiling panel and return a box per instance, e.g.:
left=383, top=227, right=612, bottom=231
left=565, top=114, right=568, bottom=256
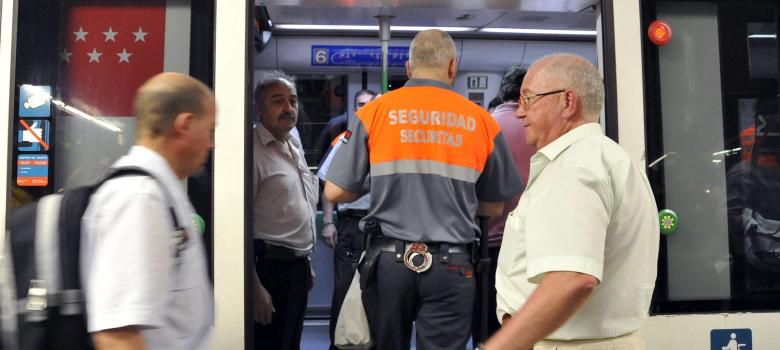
left=489, top=10, right=597, bottom=30
left=261, top=1, right=599, bottom=34
left=255, top=36, right=596, bottom=71
left=258, top=0, right=598, bottom=12
left=266, top=6, right=510, bottom=28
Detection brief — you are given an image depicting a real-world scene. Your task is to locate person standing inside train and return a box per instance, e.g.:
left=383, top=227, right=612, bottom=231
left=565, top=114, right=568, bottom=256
left=324, top=29, right=523, bottom=350
left=252, top=71, right=318, bottom=350
left=473, top=65, right=534, bottom=343
left=318, top=89, right=377, bottom=350
left=479, top=54, right=659, bottom=350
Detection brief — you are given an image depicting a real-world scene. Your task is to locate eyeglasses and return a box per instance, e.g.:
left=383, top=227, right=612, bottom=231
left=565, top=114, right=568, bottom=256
left=518, top=89, right=566, bottom=108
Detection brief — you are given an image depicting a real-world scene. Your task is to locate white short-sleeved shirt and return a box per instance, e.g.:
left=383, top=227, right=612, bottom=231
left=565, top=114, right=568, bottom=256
left=81, top=146, right=213, bottom=350
left=495, top=123, right=659, bottom=340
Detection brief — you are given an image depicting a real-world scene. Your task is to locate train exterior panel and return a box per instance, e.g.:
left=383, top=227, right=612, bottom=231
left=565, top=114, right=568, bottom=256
left=1, top=0, right=779, bottom=349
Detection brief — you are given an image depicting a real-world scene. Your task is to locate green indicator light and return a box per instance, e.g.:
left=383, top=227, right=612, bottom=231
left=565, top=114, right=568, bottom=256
left=659, top=209, right=679, bottom=235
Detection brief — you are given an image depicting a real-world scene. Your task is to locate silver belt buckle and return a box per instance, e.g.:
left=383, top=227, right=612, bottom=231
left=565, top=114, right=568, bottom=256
left=403, top=242, right=432, bottom=273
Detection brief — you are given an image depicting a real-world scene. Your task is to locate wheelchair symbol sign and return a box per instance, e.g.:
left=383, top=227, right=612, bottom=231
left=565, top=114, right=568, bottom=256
left=711, top=329, right=751, bottom=350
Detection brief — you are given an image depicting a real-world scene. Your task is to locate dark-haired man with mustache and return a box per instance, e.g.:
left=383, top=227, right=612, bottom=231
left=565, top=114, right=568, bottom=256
left=252, top=71, right=318, bottom=350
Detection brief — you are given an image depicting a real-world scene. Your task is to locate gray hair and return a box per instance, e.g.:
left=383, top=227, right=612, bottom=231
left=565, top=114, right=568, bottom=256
left=254, top=70, right=297, bottom=106
left=534, top=53, right=604, bottom=122
left=408, top=29, right=456, bottom=71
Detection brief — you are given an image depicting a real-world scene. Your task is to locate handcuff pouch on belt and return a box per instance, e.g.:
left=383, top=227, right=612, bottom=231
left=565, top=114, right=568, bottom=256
left=403, top=242, right=433, bottom=273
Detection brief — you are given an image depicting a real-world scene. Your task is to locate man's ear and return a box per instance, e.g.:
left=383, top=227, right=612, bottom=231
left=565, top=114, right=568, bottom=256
left=561, top=91, right=580, bottom=120
left=405, top=61, right=412, bottom=78
left=448, top=58, right=457, bottom=80
left=173, top=112, right=196, bottom=134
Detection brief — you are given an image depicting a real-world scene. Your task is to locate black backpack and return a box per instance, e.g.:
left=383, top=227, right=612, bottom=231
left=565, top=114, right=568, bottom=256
left=1, top=167, right=178, bottom=350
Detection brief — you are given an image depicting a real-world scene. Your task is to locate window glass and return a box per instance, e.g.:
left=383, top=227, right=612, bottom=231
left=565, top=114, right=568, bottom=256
left=9, top=0, right=215, bottom=272
left=644, top=0, right=780, bottom=312
left=289, top=74, right=348, bottom=168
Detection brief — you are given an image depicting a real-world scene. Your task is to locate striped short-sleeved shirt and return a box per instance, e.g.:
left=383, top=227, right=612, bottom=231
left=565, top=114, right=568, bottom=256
left=327, top=79, right=523, bottom=244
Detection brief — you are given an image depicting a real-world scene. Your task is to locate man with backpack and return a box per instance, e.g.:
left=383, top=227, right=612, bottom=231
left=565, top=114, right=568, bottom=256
left=80, top=72, right=215, bottom=349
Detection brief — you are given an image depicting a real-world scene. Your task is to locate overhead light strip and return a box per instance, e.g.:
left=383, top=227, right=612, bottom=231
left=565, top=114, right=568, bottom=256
left=391, top=26, right=474, bottom=32
left=479, top=28, right=597, bottom=36
left=276, top=24, right=474, bottom=32
left=748, top=34, right=776, bottom=39
left=276, top=24, right=379, bottom=31
left=275, top=24, right=596, bottom=36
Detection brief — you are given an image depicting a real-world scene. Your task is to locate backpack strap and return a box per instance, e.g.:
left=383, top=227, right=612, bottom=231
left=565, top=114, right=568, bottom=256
left=25, top=195, right=65, bottom=321
left=103, top=167, right=182, bottom=229
left=20, top=167, right=180, bottom=323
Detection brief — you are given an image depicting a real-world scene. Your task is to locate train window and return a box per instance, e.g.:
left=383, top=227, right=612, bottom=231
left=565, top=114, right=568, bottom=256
left=642, top=0, right=780, bottom=313
left=387, top=75, right=408, bottom=92
left=292, top=74, right=349, bottom=168
left=8, top=0, right=216, bottom=277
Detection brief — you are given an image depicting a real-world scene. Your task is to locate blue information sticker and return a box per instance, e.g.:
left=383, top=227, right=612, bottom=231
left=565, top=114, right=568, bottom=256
left=311, top=45, right=409, bottom=67
left=17, top=120, right=50, bottom=152
left=18, top=85, right=52, bottom=118
left=711, top=328, right=751, bottom=350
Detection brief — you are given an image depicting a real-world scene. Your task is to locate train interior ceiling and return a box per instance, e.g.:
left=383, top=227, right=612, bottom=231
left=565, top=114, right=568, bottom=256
left=255, top=0, right=600, bottom=166
left=253, top=1, right=600, bottom=347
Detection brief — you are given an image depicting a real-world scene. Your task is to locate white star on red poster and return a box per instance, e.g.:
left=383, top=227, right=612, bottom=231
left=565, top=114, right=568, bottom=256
left=132, top=27, right=149, bottom=42
left=87, top=48, right=103, bottom=63
left=73, top=26, right=88, bottom=41
left=103, top=27, right=118, bottom=42
left=117, top=48, right=132, bottom=63
left=61, top=2, right=165, bottom=116
left=59, top=48, right=73, bottom=62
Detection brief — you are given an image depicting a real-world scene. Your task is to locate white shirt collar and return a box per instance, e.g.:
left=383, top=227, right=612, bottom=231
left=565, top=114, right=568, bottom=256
left=537, top=123, right=603, bottom=161
left=255, top=123, right=300, bottom=149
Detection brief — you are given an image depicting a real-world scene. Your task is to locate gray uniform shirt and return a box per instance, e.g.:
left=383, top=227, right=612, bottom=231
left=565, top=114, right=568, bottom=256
left=328, top=79, right=522, bottom=244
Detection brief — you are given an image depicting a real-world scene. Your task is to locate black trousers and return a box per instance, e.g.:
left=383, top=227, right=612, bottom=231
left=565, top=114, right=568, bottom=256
left=254, top=256, right=311, bottom=350
left=362, top=249, right=475, bottom=350
left=472, top=246, right=501, bottom=343
left=328, top=215, right=365, bottom=349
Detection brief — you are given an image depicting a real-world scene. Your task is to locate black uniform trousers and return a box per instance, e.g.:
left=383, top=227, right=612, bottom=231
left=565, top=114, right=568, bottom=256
left=254, top=253, right=312, bottom=350
left=362, top=247, right=475, bottom=350
left=471, top=246, right=501, bottom=343
left=328, top=213, right=365, bottom=349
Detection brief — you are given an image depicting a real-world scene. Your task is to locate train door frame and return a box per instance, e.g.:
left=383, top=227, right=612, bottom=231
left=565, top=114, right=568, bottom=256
left=0, top=0, right=17, bottom=249
left=0, top=0, right=256, bottom=348
left=604, top=0, right=648, bottom=166
left=212, top=1, right=255, bottom=349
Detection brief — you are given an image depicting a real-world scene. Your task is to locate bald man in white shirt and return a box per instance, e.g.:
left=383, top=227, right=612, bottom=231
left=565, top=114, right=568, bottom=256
left=480, top=54, right=659, bottom=350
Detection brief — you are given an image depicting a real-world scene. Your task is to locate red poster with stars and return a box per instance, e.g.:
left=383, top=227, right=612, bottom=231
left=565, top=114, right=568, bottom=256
left=61, top=1, right=165, bottom=116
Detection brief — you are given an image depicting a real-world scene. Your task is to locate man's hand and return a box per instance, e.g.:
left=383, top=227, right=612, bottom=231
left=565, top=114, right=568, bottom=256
left=253, top=282, right=274, bottom=325
left=321, top=222, right=338, bottom=248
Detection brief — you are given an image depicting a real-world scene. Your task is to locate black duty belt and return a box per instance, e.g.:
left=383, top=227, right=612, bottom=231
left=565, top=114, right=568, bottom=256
left=368, top=235, right=468, bottom=254
left=340, top=209, right=369, bottom=218
left=368, top=235, right=469, bottom=273
left=255, top=241, right=309, bottom=262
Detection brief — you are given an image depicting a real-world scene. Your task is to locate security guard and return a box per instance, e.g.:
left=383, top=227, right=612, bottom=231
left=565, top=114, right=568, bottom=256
left=325, top=29, right=522, bottom=350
